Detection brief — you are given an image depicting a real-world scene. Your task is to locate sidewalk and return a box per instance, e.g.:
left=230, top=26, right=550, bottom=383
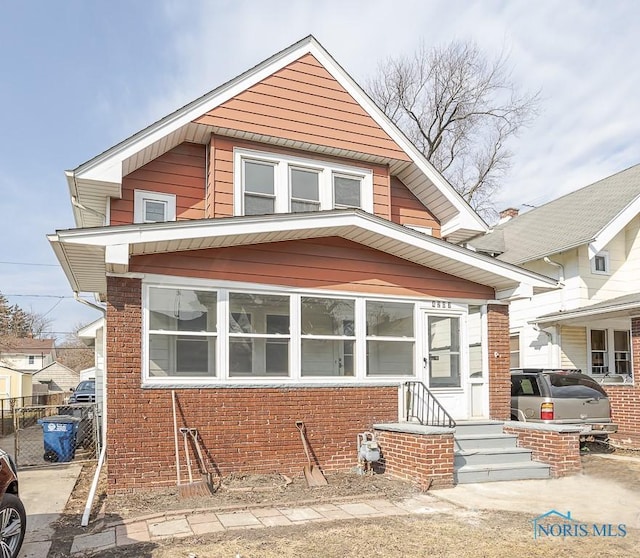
left=69, top=494, right=457, bottom=555
left=19, top=463, right=84, bottom=558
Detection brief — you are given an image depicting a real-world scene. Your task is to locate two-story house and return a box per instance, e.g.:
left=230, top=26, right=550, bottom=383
left=471, top=164, right=640, bottom=445
left=0, top=338, right=57, bottom=400
left=48, top=36, right=556, bottom=493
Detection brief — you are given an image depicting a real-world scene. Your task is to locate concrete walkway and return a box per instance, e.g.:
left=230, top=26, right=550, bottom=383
left=19, top=463, right=84, bottom=558
left=68, top=494, right=458, bottom=554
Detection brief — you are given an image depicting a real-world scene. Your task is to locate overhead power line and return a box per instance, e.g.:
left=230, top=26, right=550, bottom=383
left=0, top=261, right=59, bottom=267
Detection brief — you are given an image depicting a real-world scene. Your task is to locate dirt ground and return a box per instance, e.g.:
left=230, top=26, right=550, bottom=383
left=48, top=442, right=640, bottom=558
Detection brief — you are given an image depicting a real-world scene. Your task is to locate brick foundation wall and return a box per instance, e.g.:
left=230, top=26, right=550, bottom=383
left=605, top=385, right=640, bottom=445
left=488, top=303, right=510, bottom=420
left=106, top=276, right=399, bottom=493
left=374, top=429, right=454, bottom=489
left=503, top=425, right=581, bottom=477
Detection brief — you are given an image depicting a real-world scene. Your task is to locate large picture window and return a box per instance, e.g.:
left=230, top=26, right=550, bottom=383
left=301, top=297, right=355, bottom=377
left=148, top=288, right=217, bottom=377
left=229, top=293, right=290, bottom=377
left=366, top=301, right=414, bottom=376
left=234, top=148, right=373, bottom=216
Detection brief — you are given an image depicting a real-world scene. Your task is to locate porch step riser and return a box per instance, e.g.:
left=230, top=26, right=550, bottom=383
left=454, top=424, right=505, bottom=436
left=454, top=464, right=550, bottom=484
left=454, top=435, right=518, bottom=452
left=454, top=449, right=533, bottom=468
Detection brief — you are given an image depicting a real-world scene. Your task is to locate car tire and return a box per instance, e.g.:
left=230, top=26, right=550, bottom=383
left=0, top=493, right=26, bottom=558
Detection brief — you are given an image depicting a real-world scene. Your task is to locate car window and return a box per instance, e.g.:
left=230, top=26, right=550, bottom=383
left=77, top=381, right=95, bottom=391
left=511, top=375, right=540, bottom=396
left=548, top=374, right=607, bottom=398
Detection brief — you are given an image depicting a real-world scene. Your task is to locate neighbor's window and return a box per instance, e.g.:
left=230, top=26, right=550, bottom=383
left=590, top=329, right=608, bottom=374
left=614, top=330, right=631, bottom=375
left=229, top=293, right=290, bottom=377
left=234, top=148, right=373, bottom=216
left=428, top=316, right=461, bottom=388
left=591, top=252, right=609, bottom=275
left=134, top=190, right=176, bottom=223
left=510, top=334, right=520, bottom=369
left=366, top=301, right=414, bottom=376
left=147, top=288, right=217, bottom=377
left=28, top=355, right=35, bottom=365
left=301, top=297, right=355, bottom=377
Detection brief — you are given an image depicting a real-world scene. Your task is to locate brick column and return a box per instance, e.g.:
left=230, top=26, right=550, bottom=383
left=487, top=303, right=510, bottom=420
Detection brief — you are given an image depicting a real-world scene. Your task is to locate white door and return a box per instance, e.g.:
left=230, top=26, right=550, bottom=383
left=422, top=312, right=468, bottom=419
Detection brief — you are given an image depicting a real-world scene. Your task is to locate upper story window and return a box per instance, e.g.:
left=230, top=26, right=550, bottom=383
left=28, top=355, right=35, bottom=365
left=134, top=190, right=177, bottom=224
left=591, top=251, right=610, bottom=275
left=234, top=148, right=373, bottom=217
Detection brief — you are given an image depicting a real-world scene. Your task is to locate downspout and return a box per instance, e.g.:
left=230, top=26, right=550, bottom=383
left=74, top=293, right=108, bottom=527
left=543, top=257, right=565, bottom=311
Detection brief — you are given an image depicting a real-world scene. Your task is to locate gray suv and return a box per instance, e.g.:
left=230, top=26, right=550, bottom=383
left=510, top=369, right=617, bottom=437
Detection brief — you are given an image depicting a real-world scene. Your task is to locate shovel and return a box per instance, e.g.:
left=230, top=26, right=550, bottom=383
left=295, top=421, right=328, bottom=486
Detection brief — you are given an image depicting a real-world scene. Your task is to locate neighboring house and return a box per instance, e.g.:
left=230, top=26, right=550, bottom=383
left=0, top=338, right=56, bottom=372
left=32, top=361, right=80, bottom=394
left=470, top=164, right=640, bottom=444
left=0, top=365, right=32, bottom=402
left=48, top=36, right=556, bottom=492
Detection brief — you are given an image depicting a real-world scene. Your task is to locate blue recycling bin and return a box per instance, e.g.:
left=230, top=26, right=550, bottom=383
left=38, top=415, right=81, bottom=462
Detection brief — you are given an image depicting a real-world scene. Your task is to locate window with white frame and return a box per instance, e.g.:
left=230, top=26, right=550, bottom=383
left=366, top=301, right=414, bottom=376
left=28, top=355, right=35, bottom=365
left=590, top=329, right=608, bottom=374
left=147, top=287, right=217, bottom=377
left=509, top=334, right=520, bottom=369
left=234, top=148, right=373, bottom=216
left=591, top=252, right=609, bottom=275
left=428, top=315, right=461, bottom=387
left=614, top=330, right=631, bottom=375
left=134, top=190, right=177, bottom=223
left=229, top=293, right=290, bottom=377
left=301, top=296, right=355, bottom=377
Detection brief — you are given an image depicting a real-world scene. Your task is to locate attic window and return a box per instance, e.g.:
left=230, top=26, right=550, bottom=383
left=134, top=190, right=176, bottom=223
left=234, top=148, right=373, bottom=216
left=591, top=252, right=609, bottom=275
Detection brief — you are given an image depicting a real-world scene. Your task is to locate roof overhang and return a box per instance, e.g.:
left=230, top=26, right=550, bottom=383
left=534, top=295, right=640, bottom=327
left=66, top=35, right=487, bottom=242
left=48, top=210, right=556, bottom=301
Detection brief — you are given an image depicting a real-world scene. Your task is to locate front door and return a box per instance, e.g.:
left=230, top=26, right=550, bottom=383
left=422, top=312, right=468, bottom=419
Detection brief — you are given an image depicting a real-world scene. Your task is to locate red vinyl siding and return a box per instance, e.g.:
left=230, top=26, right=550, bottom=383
left=390, top=177, right=440, bottom=236
left=194, top=54, right=410, bottom=163
left=130, top=237, right=494, bottom=300
left=206, top=135, right=391, bottom=220
left=111, top=143, right=206, bottom=225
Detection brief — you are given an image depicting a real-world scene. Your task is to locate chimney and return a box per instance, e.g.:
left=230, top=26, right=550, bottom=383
left=498, top=207, right=519, bottom=224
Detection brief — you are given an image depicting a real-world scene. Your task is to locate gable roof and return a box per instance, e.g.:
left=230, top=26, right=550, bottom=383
left=66, top=35, right=487, bottom=243
left=49, top=209, right=557, bottom=301
left=1, top=338, right=56, bottom=355
left=470, top=164, right=640, bottom=264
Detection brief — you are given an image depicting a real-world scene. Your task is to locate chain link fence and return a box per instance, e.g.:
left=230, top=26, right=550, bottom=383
left=2, top=400, right=101, bottom=468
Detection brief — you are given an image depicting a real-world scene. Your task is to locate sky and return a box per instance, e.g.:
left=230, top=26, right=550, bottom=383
left=1, top=0, right=639, bottom=340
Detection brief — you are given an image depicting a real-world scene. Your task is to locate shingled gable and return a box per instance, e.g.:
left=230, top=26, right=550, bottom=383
left=65, top=35, right=486, bottom=243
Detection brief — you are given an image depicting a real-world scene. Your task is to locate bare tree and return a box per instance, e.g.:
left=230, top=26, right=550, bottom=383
left=56, top=324, right=95, bottom=373
left=367, top=40, right=539, bottom=220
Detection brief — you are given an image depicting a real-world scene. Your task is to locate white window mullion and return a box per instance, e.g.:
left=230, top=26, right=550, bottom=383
left=276, top=161, right=289, bottom=213
left=290, top=294, right=301, bottom=380
left=219, top=290, right=229, bottom=381
left=355, top=298, right=367, bottom=380
left=320, top=168, right=332, bottom=210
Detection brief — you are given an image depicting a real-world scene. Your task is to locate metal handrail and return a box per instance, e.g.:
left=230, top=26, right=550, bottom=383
left=404, top=381, right=456, bottom=428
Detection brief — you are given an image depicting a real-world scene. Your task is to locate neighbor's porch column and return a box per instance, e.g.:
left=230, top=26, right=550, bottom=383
left=487, top=303, right=510, bottom=420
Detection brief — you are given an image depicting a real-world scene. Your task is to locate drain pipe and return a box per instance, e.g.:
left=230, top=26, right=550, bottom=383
left=74, top=292, right=107, bottom=526
left=81, top=442, right=106, bottom=526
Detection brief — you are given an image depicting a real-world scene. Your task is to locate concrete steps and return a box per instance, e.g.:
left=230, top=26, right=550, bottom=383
left=453, top=421, right=550, bottom=484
